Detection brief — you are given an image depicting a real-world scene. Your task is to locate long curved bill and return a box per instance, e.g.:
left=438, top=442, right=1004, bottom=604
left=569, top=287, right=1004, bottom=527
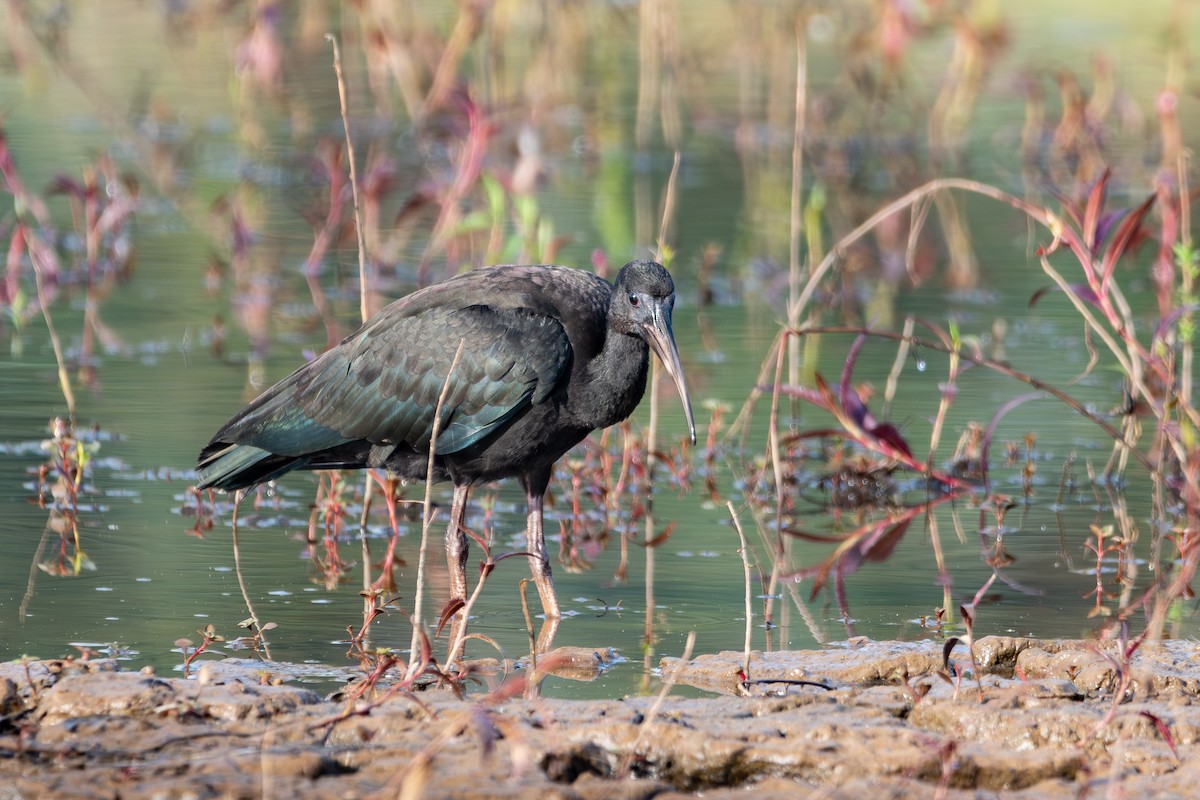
left=645, top=300, right=697, bottom=444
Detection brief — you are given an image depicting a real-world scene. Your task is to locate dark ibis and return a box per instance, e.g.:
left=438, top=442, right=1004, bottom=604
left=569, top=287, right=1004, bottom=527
left=196, top=259, right=696, bottom=618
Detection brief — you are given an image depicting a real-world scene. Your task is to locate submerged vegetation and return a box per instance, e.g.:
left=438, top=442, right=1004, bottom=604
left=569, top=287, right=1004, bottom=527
left=0, top=0, right=1197, bottom=726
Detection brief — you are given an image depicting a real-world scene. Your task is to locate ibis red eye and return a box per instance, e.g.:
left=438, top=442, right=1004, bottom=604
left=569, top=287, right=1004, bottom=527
left=628, top=293, right=640, bottom=307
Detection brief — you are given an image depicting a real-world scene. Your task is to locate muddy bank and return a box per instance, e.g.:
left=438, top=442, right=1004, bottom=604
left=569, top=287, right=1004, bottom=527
left=0, top=636, right=1197, bottom=798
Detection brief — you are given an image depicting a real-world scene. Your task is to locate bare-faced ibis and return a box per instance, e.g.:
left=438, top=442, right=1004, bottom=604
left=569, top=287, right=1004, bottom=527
left=196, top=259, right=695, bottom=619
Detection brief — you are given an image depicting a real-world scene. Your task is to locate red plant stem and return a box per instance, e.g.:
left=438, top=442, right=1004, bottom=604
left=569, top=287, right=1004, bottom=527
left=795, top=325, right=1153, bottom=474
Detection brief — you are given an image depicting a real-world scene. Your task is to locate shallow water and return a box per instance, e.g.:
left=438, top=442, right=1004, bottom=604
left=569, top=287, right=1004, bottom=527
left=0, top=1, right=1196, bottom=698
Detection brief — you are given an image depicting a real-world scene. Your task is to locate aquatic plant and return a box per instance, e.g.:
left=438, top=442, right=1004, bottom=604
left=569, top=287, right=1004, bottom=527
left=762, top=157, right=1196, bottom=646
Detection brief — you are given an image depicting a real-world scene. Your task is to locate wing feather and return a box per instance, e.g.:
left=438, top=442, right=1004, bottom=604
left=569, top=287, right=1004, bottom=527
left=225, top=303, right=571, bottom=459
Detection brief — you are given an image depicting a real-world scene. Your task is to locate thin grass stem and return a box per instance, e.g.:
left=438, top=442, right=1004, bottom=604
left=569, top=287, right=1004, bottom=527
left=787, top=14, right=808, bottom=393
left=727, top=501, right=754, bottom=682
left=407, top=339, right=466, bottom=678
left=231, top=489, right=272, bottom=660
left=624, top=629, right=696, bottom=776
left=763, top=329, right=788, bottom=626
left=882, top=316, right=915, bottom=418
left=30, top=243, right=75, bottom=424
left=326, top=33, right=370, bottom=326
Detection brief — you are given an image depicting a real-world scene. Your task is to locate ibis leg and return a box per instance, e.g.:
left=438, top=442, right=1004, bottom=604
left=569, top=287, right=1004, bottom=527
left=523, top=468, right=560, bottom=619
left=445, top=483, right=471, bottom=604
left=368, top=470, right=402, bottom=592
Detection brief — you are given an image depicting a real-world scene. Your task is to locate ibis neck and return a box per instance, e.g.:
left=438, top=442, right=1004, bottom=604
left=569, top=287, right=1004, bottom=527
left=576, top=328, right=650, bottom=430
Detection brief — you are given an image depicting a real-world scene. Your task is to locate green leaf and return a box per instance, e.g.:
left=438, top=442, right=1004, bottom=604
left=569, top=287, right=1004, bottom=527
left=453, top=209, right=494, bottom=236
left=514, top=194, right=539, bottom=231
left=536, top=218, right=555, bottom=263
left=656, top=241, right=675, bottom=269
left=482, top=174, right=507, bottom=219
left=1173, top=242, right=1199, bottom=279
